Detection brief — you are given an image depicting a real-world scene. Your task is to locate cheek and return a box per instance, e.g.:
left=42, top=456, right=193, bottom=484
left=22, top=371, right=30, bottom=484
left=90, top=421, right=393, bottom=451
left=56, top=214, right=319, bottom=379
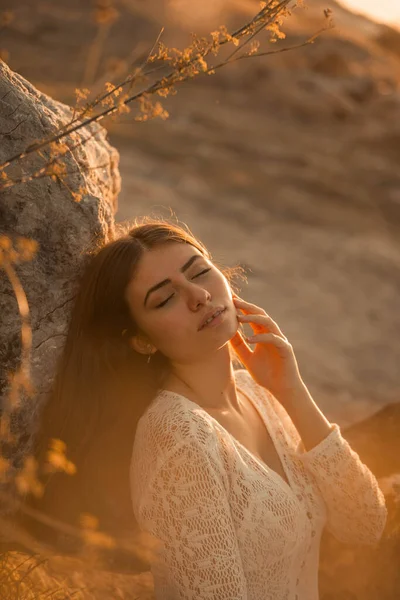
left=222, top=276, right=233, bottom=296
left=148, top=310, right=192, bottom=345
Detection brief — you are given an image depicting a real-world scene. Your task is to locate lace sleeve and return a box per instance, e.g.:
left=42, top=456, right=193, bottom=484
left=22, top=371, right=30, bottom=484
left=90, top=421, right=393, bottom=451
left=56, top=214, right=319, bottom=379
left=236, top=369, right=387, bottom=547
left=131, top=435, right=248, bottom=600
left=294, top=422, right=388, bottom=545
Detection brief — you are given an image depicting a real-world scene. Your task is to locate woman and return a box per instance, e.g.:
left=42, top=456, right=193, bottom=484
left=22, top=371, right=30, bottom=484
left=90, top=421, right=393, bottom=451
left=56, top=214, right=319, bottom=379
left=34, top=217, right=387, bottom=598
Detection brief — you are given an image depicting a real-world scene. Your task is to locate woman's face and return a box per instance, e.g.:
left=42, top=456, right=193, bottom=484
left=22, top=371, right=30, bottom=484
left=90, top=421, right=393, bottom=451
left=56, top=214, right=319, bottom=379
left=125, top=242, right=239, bottom=363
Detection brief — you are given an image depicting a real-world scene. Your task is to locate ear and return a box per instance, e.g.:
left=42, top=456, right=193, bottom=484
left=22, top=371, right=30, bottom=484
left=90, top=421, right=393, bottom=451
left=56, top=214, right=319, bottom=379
left=129, top=334, right=154, bottom=356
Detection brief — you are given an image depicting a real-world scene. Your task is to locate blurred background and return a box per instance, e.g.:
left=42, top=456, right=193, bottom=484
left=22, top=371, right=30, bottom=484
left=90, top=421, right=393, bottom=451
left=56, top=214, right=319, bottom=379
left=1, top=1, right=400, bottom=598
left=2, top=0, right=399, bottom=427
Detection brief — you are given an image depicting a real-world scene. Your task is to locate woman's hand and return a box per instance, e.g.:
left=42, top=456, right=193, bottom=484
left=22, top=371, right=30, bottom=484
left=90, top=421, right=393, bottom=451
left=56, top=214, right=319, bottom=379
left=229, top=294, right=307, bottom=407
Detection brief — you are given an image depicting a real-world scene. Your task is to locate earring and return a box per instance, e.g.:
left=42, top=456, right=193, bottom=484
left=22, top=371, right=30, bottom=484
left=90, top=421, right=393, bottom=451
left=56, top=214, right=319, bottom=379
left=147, top=346, right=152, bottom=364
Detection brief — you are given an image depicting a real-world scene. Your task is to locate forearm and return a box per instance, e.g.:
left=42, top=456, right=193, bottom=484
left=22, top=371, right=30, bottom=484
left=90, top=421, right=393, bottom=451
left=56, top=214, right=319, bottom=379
left=278, top=383, right=388, bottom=545
left=281, top=383, right=335, bottom=452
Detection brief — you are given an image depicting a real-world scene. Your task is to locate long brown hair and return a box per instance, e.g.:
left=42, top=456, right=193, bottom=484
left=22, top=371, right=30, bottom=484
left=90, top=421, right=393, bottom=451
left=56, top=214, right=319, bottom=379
left=26, top=216, right=245, bottom=549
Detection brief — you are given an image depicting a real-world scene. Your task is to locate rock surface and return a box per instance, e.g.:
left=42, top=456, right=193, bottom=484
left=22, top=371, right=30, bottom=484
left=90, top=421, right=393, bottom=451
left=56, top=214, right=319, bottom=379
left=0, top=61, right=121, bottom=473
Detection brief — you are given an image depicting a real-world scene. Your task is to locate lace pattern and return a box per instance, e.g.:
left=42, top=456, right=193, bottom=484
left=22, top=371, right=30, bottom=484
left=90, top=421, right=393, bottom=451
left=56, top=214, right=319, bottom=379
left=130, top=369, right=387, bottom=600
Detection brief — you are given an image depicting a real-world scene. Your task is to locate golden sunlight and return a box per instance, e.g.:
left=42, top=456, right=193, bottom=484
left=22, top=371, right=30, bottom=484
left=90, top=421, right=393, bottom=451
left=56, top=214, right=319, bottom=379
left=338, top=0, right=400, bottom=28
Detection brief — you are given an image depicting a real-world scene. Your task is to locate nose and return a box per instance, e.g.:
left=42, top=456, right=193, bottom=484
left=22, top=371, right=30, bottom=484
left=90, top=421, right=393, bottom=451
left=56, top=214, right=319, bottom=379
left=187, top=281, right=211, bottom=310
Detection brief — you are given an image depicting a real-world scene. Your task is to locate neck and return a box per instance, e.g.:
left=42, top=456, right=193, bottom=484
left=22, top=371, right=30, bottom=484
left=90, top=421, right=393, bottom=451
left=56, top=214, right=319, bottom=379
left=163, top=344, right=242, bottom=414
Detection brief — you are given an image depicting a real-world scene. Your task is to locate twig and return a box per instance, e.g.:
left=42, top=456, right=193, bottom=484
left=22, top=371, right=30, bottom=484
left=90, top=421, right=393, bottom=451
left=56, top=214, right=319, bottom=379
left=0, top=0, right=296, bottom=171
left=211, top=27, right=331, bottom=71
left=1, top=161, right=112, bottom=192
left=1, top=260, right=33, bottom=410
left=64, top=27, right=165, bottom=135
left=224, top=0, right=290, bottom=63
left=0, top=128, right=102, bottom=191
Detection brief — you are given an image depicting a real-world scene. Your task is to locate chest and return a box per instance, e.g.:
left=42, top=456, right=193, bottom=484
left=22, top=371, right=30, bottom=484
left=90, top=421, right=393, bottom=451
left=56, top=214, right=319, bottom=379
left=208, top=395, right=291, bottom=489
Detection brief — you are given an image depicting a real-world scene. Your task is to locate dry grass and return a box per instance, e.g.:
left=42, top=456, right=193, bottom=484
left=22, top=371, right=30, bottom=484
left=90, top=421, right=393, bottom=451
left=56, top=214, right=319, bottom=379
left=0, top=551, right=81, bottom=600
left=0, top=548, right=156, bottom=600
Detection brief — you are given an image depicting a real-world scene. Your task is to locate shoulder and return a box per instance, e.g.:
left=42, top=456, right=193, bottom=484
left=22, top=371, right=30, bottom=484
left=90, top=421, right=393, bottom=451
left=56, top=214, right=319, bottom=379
left=130, top=390, right=223, bottom=515
left=131, top=389, right=219, bottom=473
left=138, top=389, right=217, bottom=441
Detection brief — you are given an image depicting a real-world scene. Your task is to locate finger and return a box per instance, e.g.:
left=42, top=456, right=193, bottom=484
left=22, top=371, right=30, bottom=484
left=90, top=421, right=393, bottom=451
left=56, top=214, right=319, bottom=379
left=246, top=332, right=291, bottom=353
left=233, top=297, right=266, bottom=316
left=237, top=313, right=286, bottom=339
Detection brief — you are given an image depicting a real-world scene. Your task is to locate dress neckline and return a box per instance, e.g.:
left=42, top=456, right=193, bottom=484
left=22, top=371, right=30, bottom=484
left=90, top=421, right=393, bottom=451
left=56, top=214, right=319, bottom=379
left=236, top=384, right=294, bottom=494
left=159, top=382, right=296, bottom=498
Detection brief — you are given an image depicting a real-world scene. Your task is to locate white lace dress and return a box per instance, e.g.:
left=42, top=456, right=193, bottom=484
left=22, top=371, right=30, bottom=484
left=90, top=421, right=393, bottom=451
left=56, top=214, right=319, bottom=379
left=130, top=368, right=387, bottom=600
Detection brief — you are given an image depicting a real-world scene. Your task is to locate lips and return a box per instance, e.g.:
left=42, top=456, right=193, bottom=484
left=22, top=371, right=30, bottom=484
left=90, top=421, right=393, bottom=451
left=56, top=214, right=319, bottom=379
left=198, top=307, right=226, bottom=331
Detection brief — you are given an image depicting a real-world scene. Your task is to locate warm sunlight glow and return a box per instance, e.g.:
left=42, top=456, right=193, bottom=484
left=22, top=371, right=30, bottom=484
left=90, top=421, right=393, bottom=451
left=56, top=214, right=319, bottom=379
left=338, top=0, right=400, bottom=29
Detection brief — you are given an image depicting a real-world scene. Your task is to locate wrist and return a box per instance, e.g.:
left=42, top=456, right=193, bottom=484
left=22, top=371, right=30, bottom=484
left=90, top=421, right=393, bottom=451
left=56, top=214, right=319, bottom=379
left=278, top=383, right=334, bottom=451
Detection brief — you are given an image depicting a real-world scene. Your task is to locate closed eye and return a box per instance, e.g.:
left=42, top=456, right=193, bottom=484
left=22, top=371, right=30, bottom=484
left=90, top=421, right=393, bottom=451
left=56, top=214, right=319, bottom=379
left=155, top=268, right=212, bottom=308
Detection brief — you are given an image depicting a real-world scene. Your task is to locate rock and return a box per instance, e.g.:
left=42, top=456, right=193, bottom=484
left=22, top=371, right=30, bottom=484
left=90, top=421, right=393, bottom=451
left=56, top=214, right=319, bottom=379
left=0, top=62, right=120, bottom=492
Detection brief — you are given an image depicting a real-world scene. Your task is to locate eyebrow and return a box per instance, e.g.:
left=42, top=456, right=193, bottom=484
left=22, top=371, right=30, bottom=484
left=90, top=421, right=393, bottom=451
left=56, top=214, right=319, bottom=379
left=143, top=255, right=204, bottom=306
